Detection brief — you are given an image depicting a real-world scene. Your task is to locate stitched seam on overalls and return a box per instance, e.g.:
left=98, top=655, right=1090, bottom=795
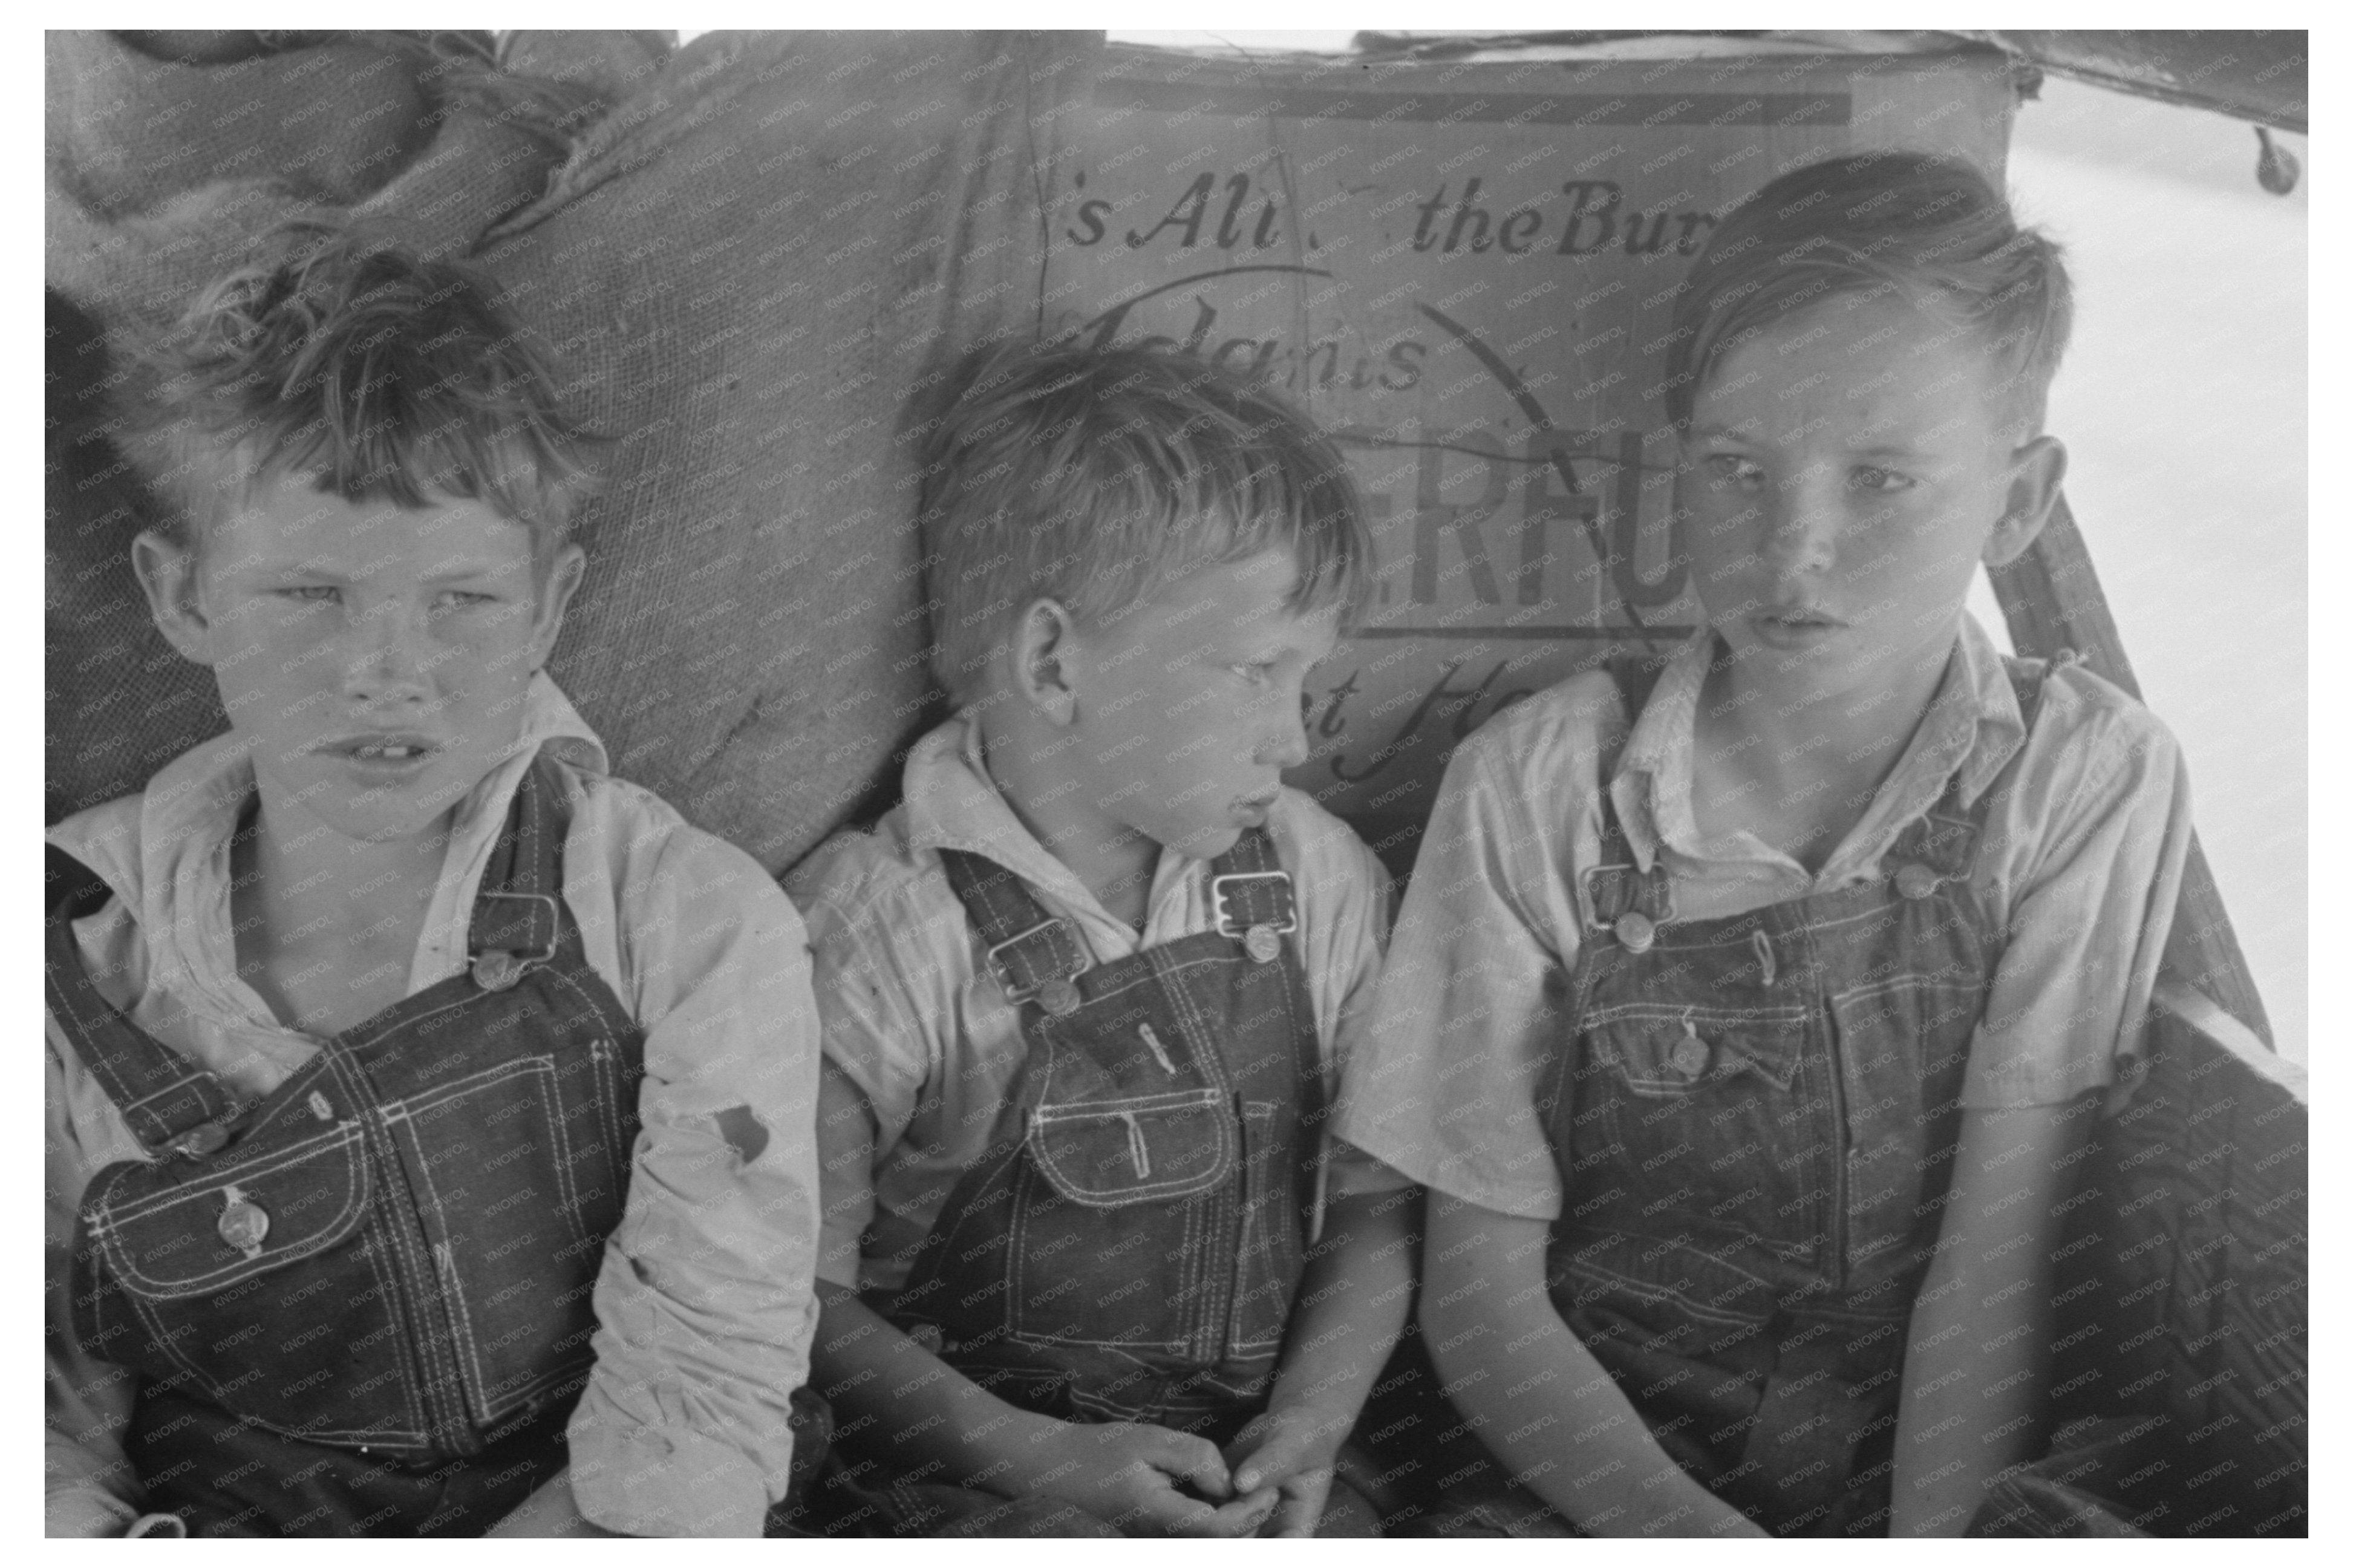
left=338, top=1220, right=434, bottom=1444
left=389, top=1066, right=576, bottom=1418
left=1003, top=991, right=1214, bottom=1353
left=1150, top=943, right=1238, bottom=1361
left=103, top=1167, right=235, bottom=1404
left=341, top=972, right=606, bottom=1430
left=1234, top=939, right=1318, bottom=1361
left=94, top=1126, right=368, bottom=1295
left=1553, top=1254, right=1773, bottom=1328
left=394, top=1059, right=591, bottom=1234
left=343, top=1051, right=472, bottom=1448
left=537, top=942, right=644, bottom=1217
left=1026, top=1095, right=1235, bottom=1206
left=47, top=935, right=223, bottom=1136
left=320, top=1050, right=436, bottom=1446
left=1227, top=1100, right=1287, bottom=1356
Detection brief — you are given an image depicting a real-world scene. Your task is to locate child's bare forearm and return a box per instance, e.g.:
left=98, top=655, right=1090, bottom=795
left=1891, top=1250, right=2048, bottom=1534
left=1421, top=1199, right=1761, bottom=1538
left=1892, top=1101, right=2082, bottom=1535
left=811, top=1282, right=1058, bottom=1492
left=1263, top=1188, right=1420, bottom=1444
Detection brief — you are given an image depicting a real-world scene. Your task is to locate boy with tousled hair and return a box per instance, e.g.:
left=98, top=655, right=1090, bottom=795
left=788, top=341, right=1415, bottom=1536
left=1337, top=151, right=2195, bottom=1536
left=45, top=224, right=822, bottom=1538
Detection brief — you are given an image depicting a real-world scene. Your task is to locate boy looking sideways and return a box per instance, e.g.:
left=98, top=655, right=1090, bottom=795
left=45, top=227, right=821, bottom=1537
left=1337, top=152, right=2193, bottom=1536
left=787, top=342, right=1414, bottom=1537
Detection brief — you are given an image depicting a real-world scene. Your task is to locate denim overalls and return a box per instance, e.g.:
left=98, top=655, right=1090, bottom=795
left=884, top=829, right=1322, bottom=1438
left=49, top=757, right=645, bottom=1537
left=1537, top=657, right=2048, bottom=1537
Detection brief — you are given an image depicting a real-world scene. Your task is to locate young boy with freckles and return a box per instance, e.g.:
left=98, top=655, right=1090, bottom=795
left=45, top=228, right=821, bottom=1537
left=787, top=342, right=1415, bottom=1537
left=1336, top=152, right=2194, bottom=1537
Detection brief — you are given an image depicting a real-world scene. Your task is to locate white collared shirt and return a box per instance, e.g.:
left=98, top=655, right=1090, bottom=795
left=1335, top=614, right=2195, bottom=1223
left=786, top=711, right=1401, bottom=1296
left=46, top=675, right=820, bottom=1538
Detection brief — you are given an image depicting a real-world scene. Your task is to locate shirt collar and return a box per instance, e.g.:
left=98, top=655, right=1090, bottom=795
left=902, top=711, right=1121, bottom=920
left=1608, top=613, right=2028, bottom=877
left=47, top=671, right=609, bottom=928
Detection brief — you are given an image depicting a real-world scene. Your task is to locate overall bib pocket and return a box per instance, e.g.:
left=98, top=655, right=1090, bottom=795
left=1025, top=1088, right=1235, bottom=1207
left=1008, top=1089, right=1239, bottom=1353
left=1578, top=1009, right=1821, bottom=1250
left=73, top=1112, right=429, bottom=1448
left=380, top=1053, right=626, bottom=1428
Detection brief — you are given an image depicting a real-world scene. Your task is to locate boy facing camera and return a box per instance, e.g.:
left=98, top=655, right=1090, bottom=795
left=45, top=229, right=821, bottom=1538
left=1338, top=152, right=2195, bottom=1536
left=788, top=344, right=1415, bottom=1537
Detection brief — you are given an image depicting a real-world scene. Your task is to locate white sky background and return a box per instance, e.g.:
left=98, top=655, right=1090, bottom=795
left=2003, top=76, right=2308, bottom=1061
left=1109, top=33, right=2312, bottom=1059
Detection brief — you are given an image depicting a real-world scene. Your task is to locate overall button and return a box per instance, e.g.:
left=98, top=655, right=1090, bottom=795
left=218, top=1193, right=270, bottom=1256
left=168, top=1122, right=230, bottom=1159
left=472, top=950, right=527, bottom=990
left=1037, top=977, right=1082, bottom=1016
left=1893, top=863, right=1940, bottom=900
left=1615, top=911, right=1656, bottom=953
left=1243, top=924, right=1282, bottom=964
left=1668, top=1028, right=1711, bottom=1080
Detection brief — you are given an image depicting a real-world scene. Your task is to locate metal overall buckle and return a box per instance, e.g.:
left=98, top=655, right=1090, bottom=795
left=985, top=918, right=1090, bottom=1016
left=1210, top=871, right=1296, bottom=964
left=469, top=891, right=561, bottom=991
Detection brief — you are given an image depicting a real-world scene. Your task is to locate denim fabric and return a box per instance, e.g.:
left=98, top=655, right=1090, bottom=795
left=1532, top=667, right=2039, bottom=1537
left=886, top=832, right=1320, bottom=1436
left=56, top=762, right=646, bottom=1535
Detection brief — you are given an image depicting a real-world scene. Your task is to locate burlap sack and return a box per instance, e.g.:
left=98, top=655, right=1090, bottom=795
left=47, top=30, right=1089, bottom=872
left=47, top=30, right=443, bottom=221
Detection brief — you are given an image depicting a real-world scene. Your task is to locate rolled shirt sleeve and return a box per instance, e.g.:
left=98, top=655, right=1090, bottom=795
left=564, top=823, right=823, bottom=1538
left=787, top=846, right=969, bottom=1294
left=1336, top=713, right=1597, bottom=1223
left=1962, top=674, right=2195, bottom=1109
left=1293, top=806, right=1408, bottom=1201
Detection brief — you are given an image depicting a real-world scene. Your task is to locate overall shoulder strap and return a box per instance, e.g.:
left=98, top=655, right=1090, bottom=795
left=1583, top=654, right=1676, bottom=935
left=936, top=847, right=1092, bottom=1005
left=2002, top=652, right=2054, bottom=742
left=44, top=848, right=242, bottom=1158
left=1205, top=828, right=1297, bottom=938
left=1602, top=650, right=1673, bottom=741
left=465, top=754, right=570, bottom=988
left=1210, top=827, right=1325, bottom=1235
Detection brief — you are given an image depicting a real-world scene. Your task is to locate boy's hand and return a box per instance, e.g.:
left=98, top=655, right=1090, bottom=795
left=1013, top=1417, right=1275, bottom=1537
left=1224, top=1403, right=1350, bottom=1538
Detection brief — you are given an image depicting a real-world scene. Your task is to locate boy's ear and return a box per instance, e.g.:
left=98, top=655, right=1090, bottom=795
left=1010, top=597, right=1080, bottom=726
left=1983, top=436, right=2067, bottom=570
left=130, top=531, right=217, bottom=667
left=528, top=543, right=588, bottom=670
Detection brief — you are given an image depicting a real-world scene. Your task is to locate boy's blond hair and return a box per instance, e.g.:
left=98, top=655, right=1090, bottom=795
left=117, top=222, right=598, bottom=571
left=1667, top=151, right=2073, bottom=437
left=910, top=341, right=1372, bottom=702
